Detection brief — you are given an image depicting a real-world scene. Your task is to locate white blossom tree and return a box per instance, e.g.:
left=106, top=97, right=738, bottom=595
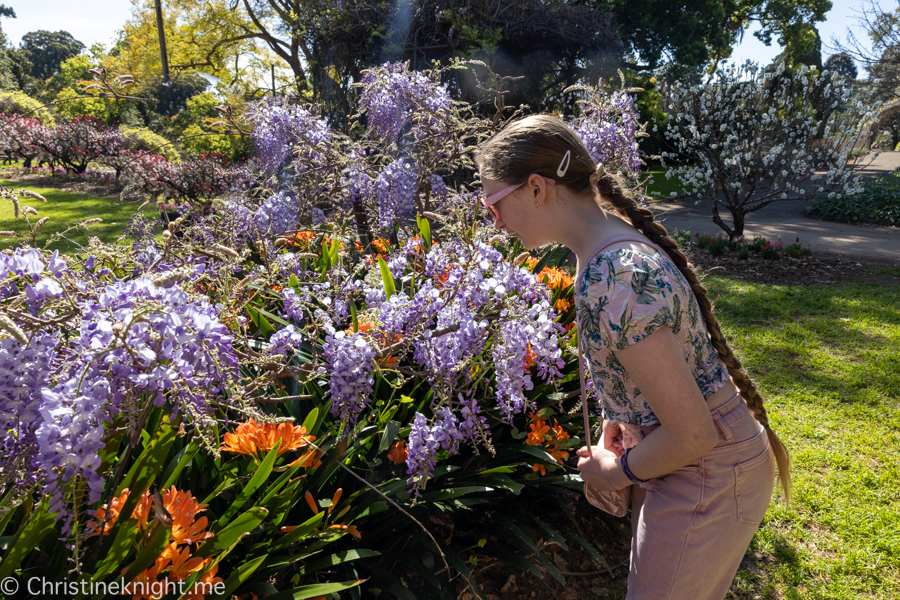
left=661, top=60, right=879, bottom=238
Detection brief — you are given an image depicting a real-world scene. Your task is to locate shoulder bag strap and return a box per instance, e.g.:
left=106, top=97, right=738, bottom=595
left=576, top=321, right=593, bottom=450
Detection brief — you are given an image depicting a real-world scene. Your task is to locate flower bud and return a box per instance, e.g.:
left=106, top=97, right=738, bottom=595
left=0, top=314, right=28, bottom=345
left=19, top=189, right=47, bottom=203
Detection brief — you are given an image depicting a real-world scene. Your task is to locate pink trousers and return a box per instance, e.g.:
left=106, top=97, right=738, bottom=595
left=627, top=392, right=776, bottom=599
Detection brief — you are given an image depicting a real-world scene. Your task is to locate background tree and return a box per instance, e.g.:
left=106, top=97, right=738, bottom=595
left=823, top=51, right=859, bottom=79
left=0, top=5, right=17, bottom=91
left=20, top=30, right=85, bottom=81
left=829, top=0, right=900, bottom=149
left=662, top=61, right=876, bottom=238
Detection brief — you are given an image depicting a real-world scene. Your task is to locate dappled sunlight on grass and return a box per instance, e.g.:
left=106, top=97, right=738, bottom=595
left=0, top=181, right=159, bottom=254
left=708, top=277, right=900, bottom=599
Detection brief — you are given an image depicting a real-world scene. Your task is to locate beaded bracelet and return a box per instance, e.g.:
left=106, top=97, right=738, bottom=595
left=620, top=447, right=650, bottom=484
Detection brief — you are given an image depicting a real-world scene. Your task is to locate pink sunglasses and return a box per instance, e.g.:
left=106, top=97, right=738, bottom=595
left=481, top=176, right=556, bottom=221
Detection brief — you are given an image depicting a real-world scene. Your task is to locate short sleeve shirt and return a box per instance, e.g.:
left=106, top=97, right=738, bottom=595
left=575, top=247, right=730, bottom=426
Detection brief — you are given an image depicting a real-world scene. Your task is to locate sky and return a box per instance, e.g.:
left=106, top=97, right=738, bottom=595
left=1, top=0, right=879, bottom=68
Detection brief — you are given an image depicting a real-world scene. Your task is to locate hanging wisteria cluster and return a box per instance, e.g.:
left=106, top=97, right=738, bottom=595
left=0, top=245, right=260, bottom=528
left=0, top=59, right=650, bottom=527
left=261, top=226, right=567, bottom=491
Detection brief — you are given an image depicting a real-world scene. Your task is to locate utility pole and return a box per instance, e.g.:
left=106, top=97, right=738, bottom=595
left=155, top=0, right=170, bottom=83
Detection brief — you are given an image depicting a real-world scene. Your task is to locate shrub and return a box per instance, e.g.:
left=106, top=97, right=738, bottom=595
left=0, top=115, right=50, bottom=167
left=0, top=90, right=54, bottom=125
left=737, top=245, right=751, bottom=260
left=708, top=236, right=729, bottom=256
left=671, top=229, right=691, bottom=247
left=696, top=232, right=714, bottom=249
left=122, top=152, right=248, bottom=203
left=807, top=169, right=900, bottom=226
left=761, top=240, right=783, bottom=259
left=785, top=239, right=812, bottom=258
left=749, top=236, right=767, bottom=253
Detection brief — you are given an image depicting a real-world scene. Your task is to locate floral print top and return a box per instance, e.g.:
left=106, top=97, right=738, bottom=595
left=575, top=247, right=730, bottom=426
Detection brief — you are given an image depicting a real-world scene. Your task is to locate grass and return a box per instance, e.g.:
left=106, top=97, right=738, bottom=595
left=644, top=166, right=687, bottom=199
left=0, top=180, right=159, bottom=254
left=705, top=277, right=900, bottom=599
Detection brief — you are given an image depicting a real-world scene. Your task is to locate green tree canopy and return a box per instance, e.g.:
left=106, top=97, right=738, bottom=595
left=20, top=30, right=86, bottom=80
left=823, top=52, right=858, bottom=80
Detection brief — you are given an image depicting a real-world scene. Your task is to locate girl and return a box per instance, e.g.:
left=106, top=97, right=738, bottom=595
left=475, top=115, right=789, bottom=599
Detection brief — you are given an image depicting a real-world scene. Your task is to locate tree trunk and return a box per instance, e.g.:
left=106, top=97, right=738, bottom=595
left=155, top=0, right=170, bottom=83
left=352, top=197, right=373, bottom=252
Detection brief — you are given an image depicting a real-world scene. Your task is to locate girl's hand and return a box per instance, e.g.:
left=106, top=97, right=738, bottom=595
left=602, top=419, right=625, bottom=456
left=576, top=445, right=631, bottom=492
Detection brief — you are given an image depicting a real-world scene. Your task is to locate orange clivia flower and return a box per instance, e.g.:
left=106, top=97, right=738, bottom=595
left=548, top=445, right=570, bottom=464
left=183, top=563, right=224, bottom=600
left=536, top=266, right=574, bottom=292
left=86, top=488, right=152, bottom=537
left=372, top=237, right=390, bottom=254
left=550, top=419, right=570, bottom=443
left=220, top=418, right=315, bottom=459
left=526, top=414, right=551, bottom=446
left=554, top=298, right=572, bottom=313
left=387, top=440, right=408, bottom=464
left=329, top=523, right=362, bottom=539
left=523, top=342, right=537, bottom=373
left=288, top=447, right=322, bottom=468
left=165, top=544, right=209, bottom=580
left=532, top=463, right=547, bottom=476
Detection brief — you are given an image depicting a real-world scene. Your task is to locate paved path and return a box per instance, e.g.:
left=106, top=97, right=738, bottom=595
left=653, top=152, right=900, bottom=267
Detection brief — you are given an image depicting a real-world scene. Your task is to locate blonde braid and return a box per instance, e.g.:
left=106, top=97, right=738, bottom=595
left=590, top=165, right=791, bottom=498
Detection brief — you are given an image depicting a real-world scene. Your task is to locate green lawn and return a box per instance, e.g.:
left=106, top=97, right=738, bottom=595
left=644, top=166, right=687, bottom=199
left=707, top=277, right=900, bottom=599
left=0, top=181, right=159, bottom=254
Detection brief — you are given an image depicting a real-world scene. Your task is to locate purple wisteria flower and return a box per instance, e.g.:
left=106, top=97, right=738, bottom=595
left=256, top=191, right=298, bottom=236
left=376, top=158, right=417, bottom=228
left=322, top=327, right=376, bottom=433
left=358, top=62, right=452, bottom=143
left=571, top=90, right=643, bottom=177
left=268, top=324, right=304, bottom=357
left=248, top=97, right=332, bottom=180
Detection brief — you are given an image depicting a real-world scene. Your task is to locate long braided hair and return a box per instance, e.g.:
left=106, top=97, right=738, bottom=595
left=476, top=115, right=790, bottom=497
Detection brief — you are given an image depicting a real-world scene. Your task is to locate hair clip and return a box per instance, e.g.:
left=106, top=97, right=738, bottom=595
left=556, top=150, right=571, bottom=178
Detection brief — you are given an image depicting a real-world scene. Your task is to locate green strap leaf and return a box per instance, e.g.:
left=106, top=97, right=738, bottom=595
left=296, top=549, right=380, bottom=577
left=0, top=499, right=56, bottom=579
left=377, top=256, right=396, bottom=299
left=246, top=305, right=277, bottom=336
left=301, top=407, right=319, bottom=434
left=161, top=440, right=200, bottom=489
left=267, top=511, right=325, bottom=552
left=211, top=554, right=268, bottom=599
left=214, top=443, right=280, bottom=531
left=263, top=579, right=365, bottom=600
left=115, top=523, right=172, bottom=592
left=88, top=518, right=140, bottom=582
left=416, top=214, right=432, bottom=251
left=197, top=507, right=269, bottom=559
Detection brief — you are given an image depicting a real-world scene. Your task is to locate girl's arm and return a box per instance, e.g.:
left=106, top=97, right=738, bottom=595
left=577, top=325, right=720, bottom=489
